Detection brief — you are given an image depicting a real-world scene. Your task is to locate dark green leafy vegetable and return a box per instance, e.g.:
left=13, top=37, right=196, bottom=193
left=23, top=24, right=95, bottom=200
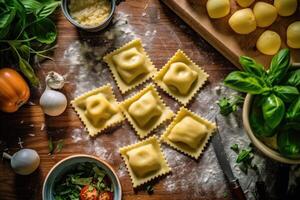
left=224, top=71, right=269, bottom=94
left=273, top=85, right=299, bottom=103
left=239, top=56, right=266, bottom=78
left=230, top=144, right=239, bottom=153
left=267, top=49, right=291, bottom=85
left=217, top=95, right=244, bottom=116
left=236, top=149, right=253, bottom=163
left=285, top=69, right=300, bottom=89
left=0, top=0, right=60, bottom=86
left=286, top=97, right=300, bottom=122
left=277, top=125, right=300, bottom=159
left=261, top=94, right=285, bottom=129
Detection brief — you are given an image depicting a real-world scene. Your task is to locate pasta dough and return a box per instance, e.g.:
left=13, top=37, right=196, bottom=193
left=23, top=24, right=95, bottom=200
left=287, top=21, right=300, bottom=49
left=71, top=84, right=124, bottom=136
left=168, top=116, right=208, bottom=149
left=119, top=136, right=171, bottom=188
left=126, top=144, right=161, bottom=177
left=163, top=62, right=198, bottom=95
left=154, top=50, right=209, bottom=106
left=253, top=2, right=277, bottom=28
left=128, top=91, right=162, bottom=128
left=104, top=39, right=156, bottom=94
left=228, top=8, right=256, bottom=34
left=121, top=84, right=174, bottom=138
left=256, top=30, right=281, bottom=55
left=161, top=107, right=216, bottom=159
left=274, top=0, right=297, bottom=17
left=206, top=0, right=230, bottom=19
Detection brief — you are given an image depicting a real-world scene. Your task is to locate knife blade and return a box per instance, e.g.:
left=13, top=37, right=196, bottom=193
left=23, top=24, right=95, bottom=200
left=212, top=118, right=247, bottom=200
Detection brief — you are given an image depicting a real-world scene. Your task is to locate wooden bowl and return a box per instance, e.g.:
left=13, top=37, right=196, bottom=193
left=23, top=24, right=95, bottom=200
left=243, top=94, right=300, bottom=164
left=42, top=154, right=122, bottom=200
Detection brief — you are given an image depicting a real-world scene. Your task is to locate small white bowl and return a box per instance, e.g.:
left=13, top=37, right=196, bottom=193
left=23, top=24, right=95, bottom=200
left=243, top=94, right=300, bottom=164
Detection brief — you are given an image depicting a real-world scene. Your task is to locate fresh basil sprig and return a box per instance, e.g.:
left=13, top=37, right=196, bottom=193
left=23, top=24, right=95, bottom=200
left=286, top=97, right=300, bottom=122
left=239, top=56, right=266, bottom=78
left=285, top=69, right=300, bottom=89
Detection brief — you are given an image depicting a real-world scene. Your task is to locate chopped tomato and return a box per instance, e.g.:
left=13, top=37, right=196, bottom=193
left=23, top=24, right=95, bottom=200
left=80, top=185, right=98, bottom=200
left=98, top=191, right=113, bottom=200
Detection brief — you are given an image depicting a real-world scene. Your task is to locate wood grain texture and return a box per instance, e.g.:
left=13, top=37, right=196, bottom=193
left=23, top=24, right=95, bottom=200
left=161, top=0, right=300, bottom=68
left=0, top=0, right=237, bottom=200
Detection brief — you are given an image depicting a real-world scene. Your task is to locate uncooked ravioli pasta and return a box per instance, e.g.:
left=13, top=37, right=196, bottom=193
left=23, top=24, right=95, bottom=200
left=71, top=84, right=124, bottom=136
left=119, top=136, right=171, bottom=188
left=161, top=107, right=216, bottom=159
left=120, top=84, right=174, bottom=138
left=154, top=50, right=208, bottom=105
left=103, top=39, right=157, bottom=94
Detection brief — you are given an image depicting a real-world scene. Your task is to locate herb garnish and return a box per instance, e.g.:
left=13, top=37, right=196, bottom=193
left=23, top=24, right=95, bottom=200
left=218, top=95, right=244, bottom=116
left=48, top=137, right=64, bottom=155
left=0, top=0, right=60, bottom=86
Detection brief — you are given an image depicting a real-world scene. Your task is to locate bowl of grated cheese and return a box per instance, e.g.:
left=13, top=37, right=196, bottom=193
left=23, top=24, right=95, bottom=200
left=61, top=0, right=116, bottom=32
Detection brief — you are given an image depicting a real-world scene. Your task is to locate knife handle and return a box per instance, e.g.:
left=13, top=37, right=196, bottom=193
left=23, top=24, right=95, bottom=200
left=229, top=179, right=247, bottom=200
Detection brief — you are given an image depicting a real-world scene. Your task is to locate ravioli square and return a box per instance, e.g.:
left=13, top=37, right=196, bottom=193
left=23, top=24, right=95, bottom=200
left=120, top=84, right=174, bottom=138
left=103, top=39, right=157, bottom=94
left=71, top=84, right=124, bottom=136
left=119, top=136, right=171, bottom=188
left=154, top=50, right=209, bottom=105
left=161, top=107, right=216, bottom=159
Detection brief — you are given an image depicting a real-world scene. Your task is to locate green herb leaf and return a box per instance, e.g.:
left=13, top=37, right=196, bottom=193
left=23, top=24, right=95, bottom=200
left=71, top=177, right=92, bottom=186
left=262, top=94, right=285, bottom=129
left=48, top=136, right=54, bottom=154
left=286, top=97, right=300, bottom=122
left=37, top=1, right=60, bottom=19
left=285, top=69, right=300, bottom=88
left=230, top=144, right=239, bottom=153
left=273, top=85, right=299, bottom=103
left=224, top=71, right=269, bottom=94
left=267, top=49, right=291, bottom=85
left=19, top=57, right=39, bottom=86
left=217, top=95, right=244, bottom=116
left=236, top=149, right=252, bottom=163
left=277, top=125, right=300, bottom=159
left=55, top=139, right=64, bottom=153
left=30, top=18, right=56, bottom=44
left=0, top=8, right=16, bottom=28
left=239, top=56, right=266, bottom=78
left=21, top=0, right=42, bottom=13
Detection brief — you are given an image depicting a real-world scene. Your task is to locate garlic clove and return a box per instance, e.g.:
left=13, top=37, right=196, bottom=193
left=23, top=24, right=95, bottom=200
left=10, top=149, right=40, bottom=175
left=46, top=71, right=65, bottom=90
left=40, top=88, right=67, bottom=116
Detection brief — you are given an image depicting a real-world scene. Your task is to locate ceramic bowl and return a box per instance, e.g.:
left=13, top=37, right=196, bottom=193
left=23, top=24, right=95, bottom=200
left=61, top=0, right=116, bottom=32
left=42, top=154, right=122, bottom=200
left=243, top=94, right=300, bottom=164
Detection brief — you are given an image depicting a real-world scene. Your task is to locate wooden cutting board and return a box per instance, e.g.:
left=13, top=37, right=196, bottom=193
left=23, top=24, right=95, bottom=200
left=161, top=0, right=300, bottom=69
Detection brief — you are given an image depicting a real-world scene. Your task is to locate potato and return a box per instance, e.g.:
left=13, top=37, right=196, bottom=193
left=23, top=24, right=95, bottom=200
left=287, top=21, right=300, bottom=49
left=206, top=0, right=230, bottom=19
left=228, top=8, right=256, bottom=34
left=236, top=0, right=255, bottom=7
left=274, top=0, right=297, bottom=16
left=256, top=30, right=281, bottom=55
left=253, top=2, right=277, bottom=28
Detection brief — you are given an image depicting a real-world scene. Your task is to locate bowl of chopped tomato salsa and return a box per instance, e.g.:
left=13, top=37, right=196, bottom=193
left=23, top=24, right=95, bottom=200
left=43, top=154, right=122, bottom=200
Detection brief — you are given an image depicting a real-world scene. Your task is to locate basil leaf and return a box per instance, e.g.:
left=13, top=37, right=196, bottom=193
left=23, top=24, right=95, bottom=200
left=273, top=85, right=299, bottom=103
left=277, top=125, right=300, bottom=159
left=21, top=0, right=42, bottom=13
left=37, top=1, right=60, bottom=19
left=267, top=48, right=290, bottom=85
left=262, top=94, right=285, bottom=129
left=286, top=97, right=300, bottom=122
left=239, top=56, right=266, bottom=78
left=236, top=149, right=252, bottom=163
left=285, top=69, right=300, bottom=88
left=0, top=8, right=16, bottom=28
left=19, top=57, right=39, bottom=86
left=31, top=18, right=56, bottom=44
left=224, top=71, right=268, bottom=94
left=249, top=96, right=276, bottom=137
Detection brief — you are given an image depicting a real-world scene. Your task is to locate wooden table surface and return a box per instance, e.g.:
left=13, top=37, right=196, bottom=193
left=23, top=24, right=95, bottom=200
left=0, top=0, right=252, bottom=199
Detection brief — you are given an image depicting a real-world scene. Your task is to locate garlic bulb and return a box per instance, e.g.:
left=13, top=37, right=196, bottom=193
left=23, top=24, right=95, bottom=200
left=45, top=71, right=65, bottom=89
left=3, top=149, right=40, bottom=175
left=40, top=87, right=67, bottom=116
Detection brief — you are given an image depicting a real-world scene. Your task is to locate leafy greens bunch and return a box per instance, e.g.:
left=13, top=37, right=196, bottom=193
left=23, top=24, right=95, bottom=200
left=0, top=0, right=60, bottom=86
left=224, top=49, right=300, bottom=158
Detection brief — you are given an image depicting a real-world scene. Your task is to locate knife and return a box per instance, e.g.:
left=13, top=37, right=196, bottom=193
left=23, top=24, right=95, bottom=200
left=212, top=118, right=247, bottom=200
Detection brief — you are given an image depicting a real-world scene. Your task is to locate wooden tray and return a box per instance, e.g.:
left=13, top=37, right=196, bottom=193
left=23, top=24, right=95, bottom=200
left=161, top=0, right=300, bottom=69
